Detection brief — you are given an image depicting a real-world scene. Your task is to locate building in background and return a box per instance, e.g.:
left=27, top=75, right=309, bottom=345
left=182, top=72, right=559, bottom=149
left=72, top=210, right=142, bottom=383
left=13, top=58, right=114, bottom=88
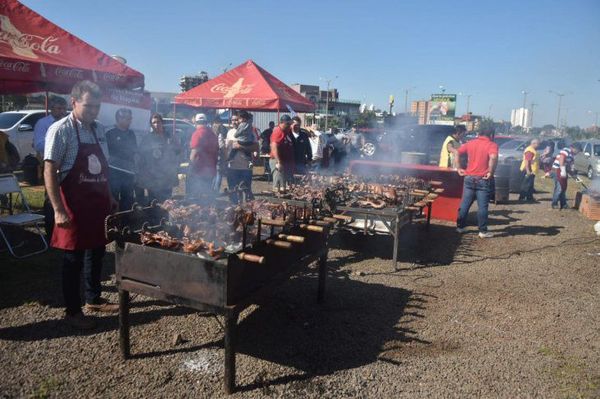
left=510, top=107, right=531, bottom=129
left=411, top=100, right=429, bottom=124
left=291, top=83, right=361, bottom=120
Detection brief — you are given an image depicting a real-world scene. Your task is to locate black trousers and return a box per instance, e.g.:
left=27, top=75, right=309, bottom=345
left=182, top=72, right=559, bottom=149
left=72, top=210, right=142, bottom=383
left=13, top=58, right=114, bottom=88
left=109, top=170, right=135, bottom=212
left=62, top=247, right=106, bottom=316
left=43, top=195, right=54, bottom=240
left=519, top=172, right=535, bottom=200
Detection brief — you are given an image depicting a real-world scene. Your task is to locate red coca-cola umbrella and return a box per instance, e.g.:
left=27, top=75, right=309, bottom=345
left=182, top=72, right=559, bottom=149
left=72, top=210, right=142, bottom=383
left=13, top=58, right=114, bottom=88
left=0, top=0, right=144, bottom=94
left=174, top=60, right=315, bottom=112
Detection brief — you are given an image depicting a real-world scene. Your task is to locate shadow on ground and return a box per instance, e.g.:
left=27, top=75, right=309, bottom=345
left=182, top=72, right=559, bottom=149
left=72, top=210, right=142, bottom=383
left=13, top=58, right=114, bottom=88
left=328, top=222, right=462, bottom=269
left=0, top=229, right=116, bottom=310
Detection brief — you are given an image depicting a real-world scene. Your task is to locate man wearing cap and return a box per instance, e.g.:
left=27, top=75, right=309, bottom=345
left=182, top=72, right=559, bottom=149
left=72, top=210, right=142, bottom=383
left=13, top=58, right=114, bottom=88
left=188, top=113, right=219, bottom=198
left=551, top=142, right=582, bottom=209
left=44, top=80, right=118, bottom=330
left=270, top=115, right=294, bottom=191
left=106, top=108, right=138, bottom=211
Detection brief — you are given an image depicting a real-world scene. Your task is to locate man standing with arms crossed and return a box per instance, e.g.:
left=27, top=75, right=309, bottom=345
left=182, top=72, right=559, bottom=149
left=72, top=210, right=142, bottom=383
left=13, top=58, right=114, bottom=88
left=44, top=81, right=118, bottom=330
left=455, top=127, right=499, bottom=238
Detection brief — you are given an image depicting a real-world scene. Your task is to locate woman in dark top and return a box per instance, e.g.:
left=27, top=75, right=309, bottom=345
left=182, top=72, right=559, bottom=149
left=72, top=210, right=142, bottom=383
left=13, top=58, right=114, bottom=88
left=137, top=113, right=181, bottom=203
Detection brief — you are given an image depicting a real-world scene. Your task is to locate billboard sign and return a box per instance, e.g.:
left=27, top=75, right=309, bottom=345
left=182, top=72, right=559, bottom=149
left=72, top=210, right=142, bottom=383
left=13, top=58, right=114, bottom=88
left=428, top=94, right=456, bottom=124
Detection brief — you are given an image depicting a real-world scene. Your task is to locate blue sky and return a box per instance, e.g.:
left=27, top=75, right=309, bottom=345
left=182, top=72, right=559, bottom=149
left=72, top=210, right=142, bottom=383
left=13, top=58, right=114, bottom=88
left=21, top=0, right=600, bottom=127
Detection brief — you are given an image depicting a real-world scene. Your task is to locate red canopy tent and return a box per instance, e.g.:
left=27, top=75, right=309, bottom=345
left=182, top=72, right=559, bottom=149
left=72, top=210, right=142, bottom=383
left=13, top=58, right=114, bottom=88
left=174, top=60, right=315, bottom=112
left=0, top=0, right=144, bottom=94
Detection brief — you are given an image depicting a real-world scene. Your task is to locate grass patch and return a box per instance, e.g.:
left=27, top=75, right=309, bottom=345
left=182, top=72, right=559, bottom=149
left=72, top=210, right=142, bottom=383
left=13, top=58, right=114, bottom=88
left=539, top=346, right=600, bottom=399
left=29, top=376, right=62, bottom=399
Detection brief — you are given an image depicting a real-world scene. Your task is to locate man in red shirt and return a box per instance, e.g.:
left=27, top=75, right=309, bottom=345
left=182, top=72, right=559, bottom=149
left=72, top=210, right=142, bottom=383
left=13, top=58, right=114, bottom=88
left=188, top=113, right=219, bottom=198
left=270, top=115, right=294, bottom=191
left=455, top=127, right=499, bottom=238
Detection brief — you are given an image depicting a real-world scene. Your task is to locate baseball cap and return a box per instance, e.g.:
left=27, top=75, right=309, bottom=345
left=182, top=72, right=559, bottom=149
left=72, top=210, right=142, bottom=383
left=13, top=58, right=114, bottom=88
left=194, top=113, right=207, bottom=123
left=279, top=115, right=292, bottom=123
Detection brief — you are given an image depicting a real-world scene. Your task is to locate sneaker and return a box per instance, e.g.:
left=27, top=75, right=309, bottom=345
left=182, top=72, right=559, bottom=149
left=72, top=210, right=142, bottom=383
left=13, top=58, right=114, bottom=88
left=64, top=312, right=96, bottom=330
left=456, top=227, right=467, bottom=233
left=478, top=231, right=493, bottom=238
left=84, top=299, right=119, bottom=313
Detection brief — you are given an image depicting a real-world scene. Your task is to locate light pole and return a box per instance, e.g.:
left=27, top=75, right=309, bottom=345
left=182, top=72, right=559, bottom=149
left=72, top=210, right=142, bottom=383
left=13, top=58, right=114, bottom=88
left=458, top=92, right=472, bottom=115
left=521, top=90, right=528, bottom=130
left=488, top=104, right=493, bottom=119
left=320, top=76, right=338, bottom=132
left=549, top=90, right=569, bottom=132
left=588, top=110, right=599, bottom=130
left=404, top=86, right=416, bottom=113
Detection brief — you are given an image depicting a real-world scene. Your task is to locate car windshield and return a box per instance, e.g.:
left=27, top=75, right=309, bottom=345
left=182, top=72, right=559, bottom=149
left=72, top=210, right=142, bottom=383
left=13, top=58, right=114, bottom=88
left=0, top=113, right=26, bottom=129
left=500, top=140, right=525, bottom=150
left=594, top=144, right=600, bottom=156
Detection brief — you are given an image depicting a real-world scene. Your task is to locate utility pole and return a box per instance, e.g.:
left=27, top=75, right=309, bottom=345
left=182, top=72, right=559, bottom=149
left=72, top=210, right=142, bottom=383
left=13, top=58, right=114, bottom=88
left=488, top=104, right=493, bottom=119
left=466, top=94, right=472, bottom=115
left=321, top=75, right=337, bottom=132
left=530, top=102, right=538, bottom=129
left=588, top=110, right=599, bottom=131
left=404, top=86, right=415, bottom=113
left=521, top=90, right=528, bottom=129
left=549, top=90, right=568, bottom=132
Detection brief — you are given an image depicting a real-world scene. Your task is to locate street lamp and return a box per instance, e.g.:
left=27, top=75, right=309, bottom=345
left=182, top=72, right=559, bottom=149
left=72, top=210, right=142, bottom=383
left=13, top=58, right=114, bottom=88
left=458, top=92, right=473, bottom=115
left=320, top=76, right=338, bottom=132
left=549, top=90, right=571, bottom=132
left=438, top=85, right=446, bottom=94
left=530, top=102, right=538, bottom=129
left=404, top=86, right=416, bottom=113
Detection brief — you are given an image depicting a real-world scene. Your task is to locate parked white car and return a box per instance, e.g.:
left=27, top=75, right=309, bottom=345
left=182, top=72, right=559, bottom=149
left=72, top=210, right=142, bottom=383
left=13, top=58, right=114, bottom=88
left=0, top=110, right=47, bottom=161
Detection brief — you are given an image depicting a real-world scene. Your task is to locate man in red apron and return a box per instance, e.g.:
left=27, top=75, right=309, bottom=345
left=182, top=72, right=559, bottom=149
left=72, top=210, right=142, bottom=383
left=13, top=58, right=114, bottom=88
left=44, top=81, right=118, bottom=330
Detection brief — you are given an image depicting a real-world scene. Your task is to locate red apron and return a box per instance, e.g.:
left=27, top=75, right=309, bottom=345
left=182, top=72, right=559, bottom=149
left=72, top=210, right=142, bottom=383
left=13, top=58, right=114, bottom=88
left=51, top=119, right=111, bottom=250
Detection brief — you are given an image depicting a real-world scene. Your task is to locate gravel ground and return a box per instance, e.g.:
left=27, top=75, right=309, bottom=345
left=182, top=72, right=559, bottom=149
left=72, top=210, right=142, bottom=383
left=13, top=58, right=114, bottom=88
left=1, top=178, right=599, bottom=398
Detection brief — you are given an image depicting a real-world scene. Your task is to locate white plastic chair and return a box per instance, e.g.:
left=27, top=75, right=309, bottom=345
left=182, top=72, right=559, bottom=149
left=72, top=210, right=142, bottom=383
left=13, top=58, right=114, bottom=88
left=0, top=174, right=48, bottom=258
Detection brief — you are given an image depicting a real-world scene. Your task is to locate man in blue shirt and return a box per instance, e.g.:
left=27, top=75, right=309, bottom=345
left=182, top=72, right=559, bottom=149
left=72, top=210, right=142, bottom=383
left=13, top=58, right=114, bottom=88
left=33, top=97, right=68, bottom=156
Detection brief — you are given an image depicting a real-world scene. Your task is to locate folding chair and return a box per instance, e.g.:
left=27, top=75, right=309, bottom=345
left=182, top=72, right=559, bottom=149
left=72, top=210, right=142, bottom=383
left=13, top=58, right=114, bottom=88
left=0, top=174, right=48, bottom=258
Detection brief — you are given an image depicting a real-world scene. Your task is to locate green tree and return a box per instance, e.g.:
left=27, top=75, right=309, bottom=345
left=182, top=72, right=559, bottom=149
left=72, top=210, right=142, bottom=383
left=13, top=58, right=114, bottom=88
left=354, top=110, right=377, bottom=128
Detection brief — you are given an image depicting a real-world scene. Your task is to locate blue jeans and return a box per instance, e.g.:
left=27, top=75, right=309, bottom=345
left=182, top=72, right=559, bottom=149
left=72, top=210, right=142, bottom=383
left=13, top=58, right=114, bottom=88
left=227, top=168, right=253, bottom=204
left=63, top=247, right=106, bottom=315
left=552, top=172, right=567, bottom=208
left=457, top=175, right=491, bottom=232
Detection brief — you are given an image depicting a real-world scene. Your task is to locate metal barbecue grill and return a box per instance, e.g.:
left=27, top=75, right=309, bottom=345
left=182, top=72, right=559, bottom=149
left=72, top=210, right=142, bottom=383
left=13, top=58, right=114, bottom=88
left=106, top=201, right=330, bottom=394
left=256, top=182, right=443, bottom=270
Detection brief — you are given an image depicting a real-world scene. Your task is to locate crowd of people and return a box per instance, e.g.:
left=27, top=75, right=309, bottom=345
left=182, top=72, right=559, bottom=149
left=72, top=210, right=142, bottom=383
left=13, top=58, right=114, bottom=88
left=7, top=79, right=587, bottom=329
left=439, top=125, right=584, bottom=238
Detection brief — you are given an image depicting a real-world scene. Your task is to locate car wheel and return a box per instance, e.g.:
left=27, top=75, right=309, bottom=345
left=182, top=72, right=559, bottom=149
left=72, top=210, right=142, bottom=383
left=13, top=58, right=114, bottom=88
left=361, top=142, right=376, bottom=157
left=588, top=167, right=595, bottom=180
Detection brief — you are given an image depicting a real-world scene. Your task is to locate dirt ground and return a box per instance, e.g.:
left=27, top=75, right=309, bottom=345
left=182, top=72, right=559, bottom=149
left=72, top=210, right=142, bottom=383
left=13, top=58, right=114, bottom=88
left=1, top=176, right=599, bottom=398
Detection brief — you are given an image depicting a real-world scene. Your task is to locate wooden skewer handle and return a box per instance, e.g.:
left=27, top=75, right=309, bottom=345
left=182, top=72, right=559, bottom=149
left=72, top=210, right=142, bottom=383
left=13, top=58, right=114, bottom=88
left=413, top=189, right=430, bottom=195
left=266, top=239, right=293, bottom=249
left=333, top=214, right=353, bottom=222
left=312, top=220, right=332, bottom=227
left=300, top=224, right=324, bottom=233
left=321, top=217, right=338, bottom=223
left=261, top=218, right=287, bottom=227
left=429, top=180, right=443, bottom=186
left=433, top=188, right=445, bottom=194
left=277, top=234, right=305, bottom=243
left=426, top=193, right=439, bottom=199
left=237, top=252, right=266, bottom=264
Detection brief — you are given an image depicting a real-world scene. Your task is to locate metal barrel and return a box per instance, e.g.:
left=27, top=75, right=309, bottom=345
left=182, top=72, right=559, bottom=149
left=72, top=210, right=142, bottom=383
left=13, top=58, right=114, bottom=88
left=509, top=160, right=523, bottom=193
left=494, top=164, right=510, bottom=203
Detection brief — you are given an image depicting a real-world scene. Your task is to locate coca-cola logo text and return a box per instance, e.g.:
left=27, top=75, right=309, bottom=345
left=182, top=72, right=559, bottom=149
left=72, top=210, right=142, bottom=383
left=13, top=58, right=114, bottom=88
left=0, top=58, right=30, bottom=72
left=102, top=72, right=123, bottom=82
left=0, top=15, right=61, bottom=59
left=55, top=67, right=84, bottom=80
left=210, top=78, right=255, bottom=99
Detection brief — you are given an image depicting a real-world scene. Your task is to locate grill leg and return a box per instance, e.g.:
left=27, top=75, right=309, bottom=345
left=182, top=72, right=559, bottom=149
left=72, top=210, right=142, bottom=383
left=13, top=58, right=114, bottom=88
left=393, top=216, right=400, bottom=271
left=119, top=289, right=130, bottom=359
left=317, top=252, right=328, bottom=303
left=224, top=312, right=239, bottom=394
left=426, top=203, right=432, bottom=230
